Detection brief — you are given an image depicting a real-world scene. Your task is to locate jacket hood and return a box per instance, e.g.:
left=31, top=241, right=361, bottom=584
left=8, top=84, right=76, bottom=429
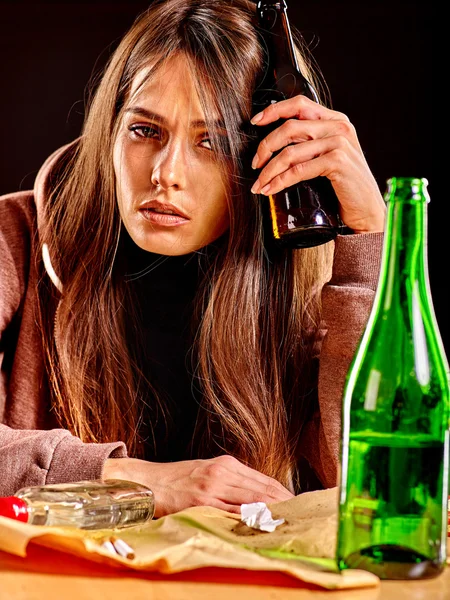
left=34, top=138, right=80, bottom=293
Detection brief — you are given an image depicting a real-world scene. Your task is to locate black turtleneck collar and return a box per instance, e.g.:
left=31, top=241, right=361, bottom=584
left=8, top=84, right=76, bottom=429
left=116, top=228, right=224, bottom=462
left=123, top=229, right=199, bottom=278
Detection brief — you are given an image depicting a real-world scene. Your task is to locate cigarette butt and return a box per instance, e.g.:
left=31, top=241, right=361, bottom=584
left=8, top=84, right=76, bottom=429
left=110, top=536, right=135, bottom=559
left=101, top=539, right=117, bottom=555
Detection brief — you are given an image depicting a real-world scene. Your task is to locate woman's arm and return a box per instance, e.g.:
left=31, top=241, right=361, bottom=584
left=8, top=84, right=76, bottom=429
left=103, top=454, right=294, bottom=518
left=301, top=232, right=384, bottom=488
left=0, top=424, right=127, bottom=495
left=0, top=192, right=128, bottom=496
left=249, top=94, right=386, bottom=488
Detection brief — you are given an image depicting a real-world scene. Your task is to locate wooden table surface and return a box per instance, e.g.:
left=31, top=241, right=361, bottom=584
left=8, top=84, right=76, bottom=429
left=1, top=543, right=449, bottom=600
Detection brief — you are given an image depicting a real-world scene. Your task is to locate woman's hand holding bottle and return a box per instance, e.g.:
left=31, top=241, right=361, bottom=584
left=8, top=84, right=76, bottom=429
left=250, top=95, right=386, bottom=234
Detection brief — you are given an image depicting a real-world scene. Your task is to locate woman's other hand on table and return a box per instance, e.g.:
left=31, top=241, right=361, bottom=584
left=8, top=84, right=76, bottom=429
left=103, top=455, right=294, bottom=518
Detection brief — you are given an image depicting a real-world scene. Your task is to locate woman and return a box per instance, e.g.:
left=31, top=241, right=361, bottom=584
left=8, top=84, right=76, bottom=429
left=0, top=0, right=385, bottom=517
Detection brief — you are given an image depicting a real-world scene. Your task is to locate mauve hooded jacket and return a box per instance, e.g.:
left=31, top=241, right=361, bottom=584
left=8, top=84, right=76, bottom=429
left=0, top=140, right=383, bottom=496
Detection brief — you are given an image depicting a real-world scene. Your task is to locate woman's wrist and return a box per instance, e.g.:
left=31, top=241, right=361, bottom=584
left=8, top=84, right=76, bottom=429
left=102, top=456, right=158, bottom=487
left=350, top=205, right=386, bottom=234
left=352, top=223, right=385, bottom=234
left=347, top=218, right=385, bottom=235
left=103, top=457, right=128, bottom=481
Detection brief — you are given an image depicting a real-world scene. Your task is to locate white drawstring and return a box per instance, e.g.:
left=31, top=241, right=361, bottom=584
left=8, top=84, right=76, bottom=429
left=42, top=243, right=63, bottom=293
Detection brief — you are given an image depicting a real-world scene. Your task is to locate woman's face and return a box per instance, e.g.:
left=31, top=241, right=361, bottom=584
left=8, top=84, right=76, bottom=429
left=113, top=54, right=230, bottom=256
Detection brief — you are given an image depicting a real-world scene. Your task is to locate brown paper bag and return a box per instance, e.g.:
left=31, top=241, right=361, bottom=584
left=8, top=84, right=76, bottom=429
left=3, top=486, right=441, bottom=590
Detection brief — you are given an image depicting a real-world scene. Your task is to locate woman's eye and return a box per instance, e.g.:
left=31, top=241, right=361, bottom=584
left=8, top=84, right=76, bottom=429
left=129, top=125, right=160, bottom=139
left=128, top=125, right=213, bottom=150
left=200, top=137, right=212, bottom=150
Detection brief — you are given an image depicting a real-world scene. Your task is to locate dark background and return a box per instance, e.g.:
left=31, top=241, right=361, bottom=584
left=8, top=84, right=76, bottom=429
left=0, top=4, right=442, bottom=351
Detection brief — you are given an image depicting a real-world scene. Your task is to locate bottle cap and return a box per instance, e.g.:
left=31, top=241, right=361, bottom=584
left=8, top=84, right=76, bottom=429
left=0, top=496, right=29, bottom=523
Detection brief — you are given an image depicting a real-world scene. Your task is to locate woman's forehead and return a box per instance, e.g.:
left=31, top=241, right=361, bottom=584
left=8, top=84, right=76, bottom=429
left=128, top=54, right=192, bottom=99
left=126, top=55, right=221, bottom=123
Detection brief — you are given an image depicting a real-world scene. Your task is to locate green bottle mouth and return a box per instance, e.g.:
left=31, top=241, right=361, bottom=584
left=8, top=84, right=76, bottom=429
left=385, top=177, right=430, bottom=202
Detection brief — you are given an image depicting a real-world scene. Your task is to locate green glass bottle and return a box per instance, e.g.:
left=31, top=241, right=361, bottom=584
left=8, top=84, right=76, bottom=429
left=336, top=177, right=450, bottom=580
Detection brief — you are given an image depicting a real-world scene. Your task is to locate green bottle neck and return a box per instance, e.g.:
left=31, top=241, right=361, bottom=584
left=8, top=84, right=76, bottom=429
left=377, top=179, right=430, bottom=308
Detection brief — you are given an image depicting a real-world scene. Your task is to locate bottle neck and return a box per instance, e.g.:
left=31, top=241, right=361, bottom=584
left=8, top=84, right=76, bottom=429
left=255, top=1, right=317, bottom=103
left=378, top=181, right=430, bottom=309
left=257, top=1, right=298, bottom=72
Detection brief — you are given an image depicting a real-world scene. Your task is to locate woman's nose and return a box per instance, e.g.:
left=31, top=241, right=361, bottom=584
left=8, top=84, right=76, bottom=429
left=151, top=140, right=187, bottom=190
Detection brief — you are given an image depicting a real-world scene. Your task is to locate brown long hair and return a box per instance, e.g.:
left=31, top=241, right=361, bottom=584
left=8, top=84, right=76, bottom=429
left=38, top=0, right=333, bottom=492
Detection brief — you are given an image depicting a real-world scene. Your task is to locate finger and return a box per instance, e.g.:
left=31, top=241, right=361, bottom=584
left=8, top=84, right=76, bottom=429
left=211, top=501, right=242, bottom=514
left=254, top=150, right=342, bottom=197
left=252, top=135, right=350, bottom=194
left=230, top=479, right=294, bottom=503
left=252, top=118, right=357, bottom=172
left=225, top=471, right=294, bottom=502
left=251, top=94, right=348, bottom=126
left=210, top=455, right=294, bottom=499
left=230, top=465, right=294, bottom=499
left=216, top=482, right=292, bottom=507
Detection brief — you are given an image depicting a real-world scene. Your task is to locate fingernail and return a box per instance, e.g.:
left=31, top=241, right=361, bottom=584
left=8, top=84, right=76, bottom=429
left=260, top=184, right=271, bottom=195
left=251, top=154, right=259, bottom=169
left=251, top=180, right=261, bottom=194
left=250, top=112, right=263, bottom=124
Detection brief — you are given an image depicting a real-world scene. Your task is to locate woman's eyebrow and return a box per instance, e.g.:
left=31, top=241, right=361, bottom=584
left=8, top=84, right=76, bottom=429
left=124, top=106, right=225, bottom=130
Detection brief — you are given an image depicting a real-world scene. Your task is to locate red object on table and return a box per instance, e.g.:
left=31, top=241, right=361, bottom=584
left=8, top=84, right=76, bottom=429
left=0, top=496, right=29, bottom=523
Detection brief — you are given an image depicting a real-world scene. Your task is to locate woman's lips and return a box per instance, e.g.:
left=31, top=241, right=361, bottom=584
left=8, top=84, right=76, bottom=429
left=139, top=208, right=190, bottom=227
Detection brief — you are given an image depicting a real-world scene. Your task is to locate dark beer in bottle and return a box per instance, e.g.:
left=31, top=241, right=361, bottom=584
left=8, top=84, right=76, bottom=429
left=252, top=0, right=341, bottom=248
left=337, top=177, right=450, bottom=579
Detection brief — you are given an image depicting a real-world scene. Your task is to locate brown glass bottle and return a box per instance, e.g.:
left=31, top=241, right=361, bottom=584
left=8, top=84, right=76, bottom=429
left=252, top=1, right=342, bottom=248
